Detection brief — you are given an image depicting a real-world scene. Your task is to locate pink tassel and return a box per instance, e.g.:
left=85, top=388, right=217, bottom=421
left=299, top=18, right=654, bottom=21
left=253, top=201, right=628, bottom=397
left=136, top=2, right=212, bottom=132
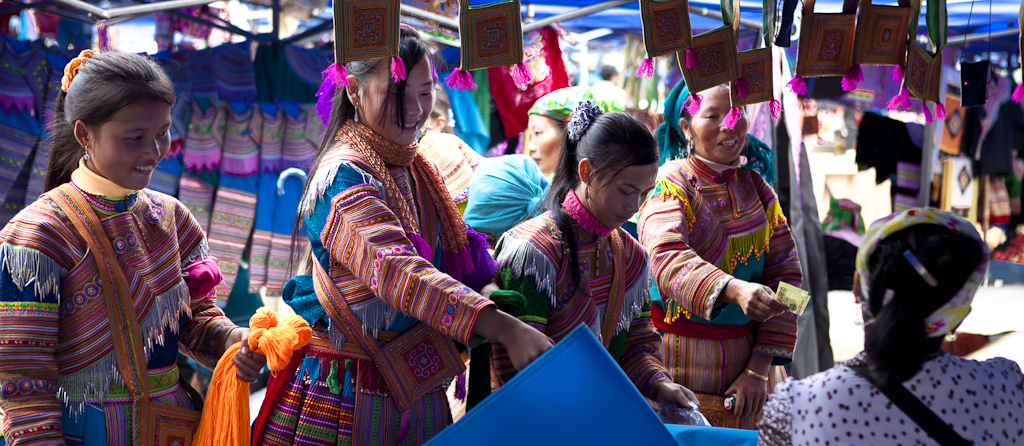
left=734, top=77, right=749, bottom=98
left=721, top=107, right=742, bottom=129
left=1013, top=84, right=1024, bottom=104
left=391, top=56, right=406, bottom=82
left=685, top=94, right=703, bottom=115
left=685, top=49, right=696, bottom=69
left=841, top=64, right=863, bottom=91
left=636, top=57, right=655, bottom=78
left=934, top=103, right=948, bottom=119
left=445, top=67, right=478, bottom=90
left=886, top=86, right=910, bottom=111
left=441, top=247, right=476, bottom=283
left=315, top=63, right=349, bottom=127
left=454, top=372, right=467, bottom=400
left=787, top=77, right=808, bottom=95
left=922, top=103, right=934, bottom=123
left=98, top=22, right=110, bottom=51
left=398, top=410, right=411, bottom=441
left=407, top=233, right=434, bottom=262
left=892, top=65, right=905, bottom=82
left=770, top=99, right=782, bottom=120
left=511, top=62, right=532, bottom=88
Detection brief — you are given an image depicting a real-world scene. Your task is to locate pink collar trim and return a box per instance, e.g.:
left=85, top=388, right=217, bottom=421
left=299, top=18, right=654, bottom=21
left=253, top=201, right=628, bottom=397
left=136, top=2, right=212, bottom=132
left=562, top=189, right=614, bottom=237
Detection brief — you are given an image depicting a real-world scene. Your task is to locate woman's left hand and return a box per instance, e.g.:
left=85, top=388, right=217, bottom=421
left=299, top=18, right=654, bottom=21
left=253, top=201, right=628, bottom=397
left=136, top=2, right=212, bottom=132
left=224, top=328, right=268, bottom=383
left=723, top=372, right=769, bottom=418
left=654, top=382, right=700, bottom=408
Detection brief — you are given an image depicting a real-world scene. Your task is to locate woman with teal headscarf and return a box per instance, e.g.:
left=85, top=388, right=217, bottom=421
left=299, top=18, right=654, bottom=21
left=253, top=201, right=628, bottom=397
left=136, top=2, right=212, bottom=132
left=638, top=81, right=800, bottom=429
left=463, top=154, right=550, bottom=244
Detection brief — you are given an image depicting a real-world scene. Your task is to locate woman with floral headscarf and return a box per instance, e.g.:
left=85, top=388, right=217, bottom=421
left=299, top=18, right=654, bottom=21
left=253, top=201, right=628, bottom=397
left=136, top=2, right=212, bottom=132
left=758, top=208, right=1024, bottom=446
left=526, top=86, right=624, bottom=180
left=638, top=81, right=801, bottom=429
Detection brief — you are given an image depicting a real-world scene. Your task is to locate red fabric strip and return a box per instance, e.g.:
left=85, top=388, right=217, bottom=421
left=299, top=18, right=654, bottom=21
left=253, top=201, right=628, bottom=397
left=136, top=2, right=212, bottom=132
left=651, top=303, right=756, bottom=341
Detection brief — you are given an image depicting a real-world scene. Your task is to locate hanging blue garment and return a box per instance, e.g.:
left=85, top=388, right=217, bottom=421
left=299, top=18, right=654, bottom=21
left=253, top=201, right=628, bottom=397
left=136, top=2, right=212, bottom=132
left=443, top=72, right=489, bottom=157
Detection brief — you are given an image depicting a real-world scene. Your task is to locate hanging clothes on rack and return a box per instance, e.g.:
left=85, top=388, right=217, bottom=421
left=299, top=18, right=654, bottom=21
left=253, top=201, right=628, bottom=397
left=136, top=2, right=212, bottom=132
left=265, top=103, right=314, bottom=296
left=249, top=103, right=285, bottom=293
left=214, top=42, right=258, bottom=102
left=178, top=97, right=224, bottom=233
left=207, top=101, right=261, bottom=292
left=253, top=44, right=328, bottom=103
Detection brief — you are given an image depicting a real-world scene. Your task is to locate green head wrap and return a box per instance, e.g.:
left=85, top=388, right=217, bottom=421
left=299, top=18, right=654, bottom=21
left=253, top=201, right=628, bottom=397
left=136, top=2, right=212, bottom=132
left=528, top=86, right=624, bottom=122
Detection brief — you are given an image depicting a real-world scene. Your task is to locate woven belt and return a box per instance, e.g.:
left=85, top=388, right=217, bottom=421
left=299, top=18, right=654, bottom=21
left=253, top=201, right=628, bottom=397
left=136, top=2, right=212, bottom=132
left=106, top=364, right=181, bottom=400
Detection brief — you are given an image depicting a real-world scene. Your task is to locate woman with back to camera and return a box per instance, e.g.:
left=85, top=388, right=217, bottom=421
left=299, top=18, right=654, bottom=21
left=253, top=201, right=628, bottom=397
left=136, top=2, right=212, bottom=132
left=638, top=81, right=801, bottom=429
left=250, top=27, right=552, bottom=446
left=758, top=208, right=1024, bottom=446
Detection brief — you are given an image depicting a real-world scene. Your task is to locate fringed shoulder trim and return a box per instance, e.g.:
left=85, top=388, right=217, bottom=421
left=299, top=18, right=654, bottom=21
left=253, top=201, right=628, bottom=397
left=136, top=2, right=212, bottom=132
left=0, top=243, right=67, bottom=301
left=299, top=145, right=383, bottom=218
left=494, top=212, right=563, bottom=306
left=613, top=231, right=653, bottom=335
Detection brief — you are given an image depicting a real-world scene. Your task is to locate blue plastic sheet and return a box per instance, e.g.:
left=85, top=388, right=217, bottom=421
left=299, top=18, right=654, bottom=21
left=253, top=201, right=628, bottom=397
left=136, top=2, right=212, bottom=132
left=666, top=424, right=758, bottom=446
left=426, top=324, right=676, bottom=446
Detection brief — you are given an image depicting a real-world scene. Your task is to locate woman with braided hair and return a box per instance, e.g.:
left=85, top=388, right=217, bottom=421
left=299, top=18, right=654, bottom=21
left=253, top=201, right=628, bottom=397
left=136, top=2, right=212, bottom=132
left=489, top=100, right=698, bottom=410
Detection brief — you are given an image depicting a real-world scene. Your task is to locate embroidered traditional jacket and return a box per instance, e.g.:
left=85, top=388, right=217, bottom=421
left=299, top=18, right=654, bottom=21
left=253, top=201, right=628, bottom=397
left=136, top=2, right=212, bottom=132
left=0, top=184, right=233, bottom=445
left=639, top=157, right=802, bottom=363
left=491, top=197, right=673, bottom=398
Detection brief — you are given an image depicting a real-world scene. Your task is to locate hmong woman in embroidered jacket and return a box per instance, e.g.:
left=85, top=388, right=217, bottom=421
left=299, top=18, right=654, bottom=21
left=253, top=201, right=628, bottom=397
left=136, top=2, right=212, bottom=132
left=250, top=28, right=552, bottom=446
left=638, top=82, right=802, bottom=429
left=491, top=103, right=698, bottom=409
left=0, top=51, right=266, bottom=445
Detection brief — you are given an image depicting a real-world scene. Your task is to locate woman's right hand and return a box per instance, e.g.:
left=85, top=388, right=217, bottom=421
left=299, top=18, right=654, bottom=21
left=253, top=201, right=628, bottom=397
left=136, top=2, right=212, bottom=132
left=501, top=321, right=555, bottom=371
left=722, top=280, right=789, bottom=322
left=472, top=306, right=554, bottom=371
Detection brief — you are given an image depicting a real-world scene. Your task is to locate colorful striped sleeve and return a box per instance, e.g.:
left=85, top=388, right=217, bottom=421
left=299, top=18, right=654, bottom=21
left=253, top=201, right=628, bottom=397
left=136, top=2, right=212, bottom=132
left=752, top=177, right=801, bottom=365
left=0, top=231, right=65, bottom=444
left=639, top=180, right=731, bottom=322
left=617, top=304, right=673, bottom=399
left=173, top=200, right=236, bottom=370
left=321, top=183, right=493, bottom=346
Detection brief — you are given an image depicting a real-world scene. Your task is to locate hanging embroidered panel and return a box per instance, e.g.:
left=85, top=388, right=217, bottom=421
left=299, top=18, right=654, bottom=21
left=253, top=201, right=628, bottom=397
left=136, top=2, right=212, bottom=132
left=795, top=0, right=856, bottom=78
left=334, top=0, right=401, bottom=63
left=853, top=0, right=912, bottom=67
left=907, top=0, right=944, bottom=103
left=640, top=0, right=692, bottom=58
left=678, top=0, right=741, bottom=94
left=458, top=0, right=524, bottom=71
left=732, top=48, right=774, bottom=106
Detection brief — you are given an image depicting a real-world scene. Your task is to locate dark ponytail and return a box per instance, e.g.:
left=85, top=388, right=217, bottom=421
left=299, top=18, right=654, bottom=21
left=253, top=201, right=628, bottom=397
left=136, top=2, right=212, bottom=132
left=863, top=225, right=984, bottom=386
left=544, top=112, right=659, bottom=287
left=44, top=51, right=175, bottom=191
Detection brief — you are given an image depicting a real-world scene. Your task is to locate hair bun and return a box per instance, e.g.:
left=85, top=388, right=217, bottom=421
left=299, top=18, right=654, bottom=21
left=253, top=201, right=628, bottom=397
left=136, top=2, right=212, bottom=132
left=566, top=99, right=604, bottom=143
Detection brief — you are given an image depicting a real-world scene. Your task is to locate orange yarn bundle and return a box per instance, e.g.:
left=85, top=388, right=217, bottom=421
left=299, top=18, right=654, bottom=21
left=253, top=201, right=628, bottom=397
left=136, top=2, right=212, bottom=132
left=193, top=308, right=312, bottom=446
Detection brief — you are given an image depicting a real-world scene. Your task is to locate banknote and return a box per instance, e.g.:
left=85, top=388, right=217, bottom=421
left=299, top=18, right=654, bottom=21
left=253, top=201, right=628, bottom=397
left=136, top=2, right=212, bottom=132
left=775, top=282, right=809, bottom=315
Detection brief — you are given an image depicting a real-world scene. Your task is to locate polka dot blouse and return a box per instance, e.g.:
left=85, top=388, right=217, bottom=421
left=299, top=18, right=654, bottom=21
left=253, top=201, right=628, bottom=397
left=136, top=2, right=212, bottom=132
left=758, top=352, right=1024, bottom=446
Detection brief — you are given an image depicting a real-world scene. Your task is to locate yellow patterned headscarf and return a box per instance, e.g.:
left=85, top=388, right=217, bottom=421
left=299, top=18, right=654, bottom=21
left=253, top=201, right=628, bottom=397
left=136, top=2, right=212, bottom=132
left=855, top=208, right=988, bottom=338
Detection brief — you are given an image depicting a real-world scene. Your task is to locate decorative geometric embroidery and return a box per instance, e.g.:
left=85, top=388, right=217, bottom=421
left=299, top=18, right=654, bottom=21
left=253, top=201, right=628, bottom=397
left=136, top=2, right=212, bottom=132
left=458, top=0, right=524, bottom=71
left=679, top=26, right=741, bottom=94
left=732, top=47, right=773, bottom=107
left=795, top=0, right=856, bottom=78
left=906, top=43, right=941, bottom=103
left=334, top=0, right=400, bottom=63
left=854, top=2, right=912, bottom=66
left=640, top=0, right=692, bottom=57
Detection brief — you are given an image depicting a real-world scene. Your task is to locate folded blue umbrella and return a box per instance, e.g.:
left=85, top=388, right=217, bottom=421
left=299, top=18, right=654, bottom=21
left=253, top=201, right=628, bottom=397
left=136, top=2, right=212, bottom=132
left=426, top=324, right=676, bottom=446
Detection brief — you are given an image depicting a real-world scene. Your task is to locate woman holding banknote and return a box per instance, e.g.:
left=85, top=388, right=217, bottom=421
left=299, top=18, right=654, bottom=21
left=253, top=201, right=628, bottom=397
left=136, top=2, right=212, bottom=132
left=637, top=80, right=803, bottom=429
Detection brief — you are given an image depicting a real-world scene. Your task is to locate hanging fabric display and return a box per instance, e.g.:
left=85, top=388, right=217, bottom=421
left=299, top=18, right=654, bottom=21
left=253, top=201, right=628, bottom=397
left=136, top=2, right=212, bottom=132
left=850, top=0, right=912, bottom=91
left=678, top=0, right=741, bottom=96
left=637, top=0, right=692, bottom=78
left=788, top=0, right=858, bottom=95
left=207, top=102, right=261, bottom=292
left=898, top=0, right=945, bottom=120
left=730, top=0, right=782, bottom=120
left=1014, top=1, right=1024, bottom=103
left=447, top=0, right=527, bottom=90
left=248, top=103, right=285, bottom=293
left=315, top=0, right=402, bottom=125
